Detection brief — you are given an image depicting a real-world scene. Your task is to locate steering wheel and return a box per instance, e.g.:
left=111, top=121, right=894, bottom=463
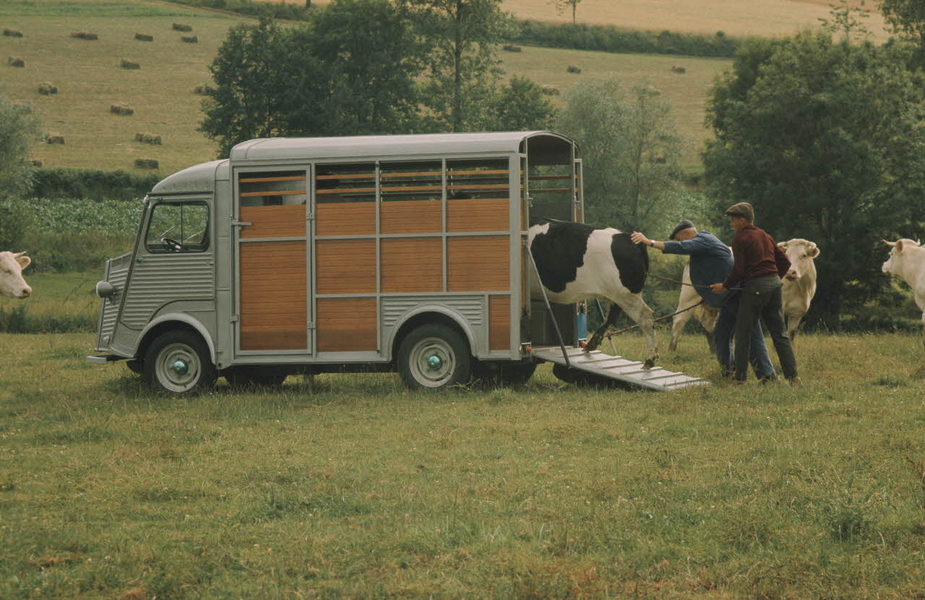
left=161, top=237, right=182, bottom=252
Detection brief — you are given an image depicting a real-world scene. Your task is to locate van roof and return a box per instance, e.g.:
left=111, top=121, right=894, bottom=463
left=229, top=131, right=577, bottom=163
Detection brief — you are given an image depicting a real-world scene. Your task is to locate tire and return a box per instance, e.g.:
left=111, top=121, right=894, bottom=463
left=125, top=359, right=144, bottom=375
left=224, top=367, right=288, bottom=388
left=143, top=330, right=217, bottom=395
left=397, top=324, right=471, bottom=390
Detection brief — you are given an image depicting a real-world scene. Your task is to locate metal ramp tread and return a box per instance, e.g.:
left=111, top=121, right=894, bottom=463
left=532, top=347, right=710, bottom=391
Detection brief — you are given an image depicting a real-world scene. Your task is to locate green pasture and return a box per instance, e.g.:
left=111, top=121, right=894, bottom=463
left=1, top=0, right=732, bottom=174
left=2, top=329, right=925, bottom=598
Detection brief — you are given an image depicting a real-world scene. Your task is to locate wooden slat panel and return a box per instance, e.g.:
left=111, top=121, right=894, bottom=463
left=315, top=240, right=376, bottom=294
left=447, top=237, right=510, bottom=292
left=448, top=184, right=508, bottom=191
left=240, top=205, right=305, bottom=239
left=240, top=175, right=304, bottom=183
left=240, top=241, right=307, bottom=350
left=380, top=171, right=441, bottom=178
left=381, top=200, right=441, bottom=234
left=316, top=187, right=376, bottom=195
left=489, top=296, right=511, bottom=351
left=316, top=173, right=375, bottom=180
left=447, top=198, right=508, bottom=233
left=316, top=298, right=377, bottom=352
left=380, top=185, right=442, bottom=193
left=315, top=202, right=376, bottom=236
left=240, top=190, right=305, bottom=197
left=381, top=238, right=442, bottom=293
left=447, top=169, right=509, bottom=176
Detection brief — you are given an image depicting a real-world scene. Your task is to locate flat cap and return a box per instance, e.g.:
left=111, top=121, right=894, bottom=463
left=669, top=219, right=695, bottom=240
left=724, top=202, right=754, bottom=221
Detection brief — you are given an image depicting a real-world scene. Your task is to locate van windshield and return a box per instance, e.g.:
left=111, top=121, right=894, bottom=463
left=145, top=202, right=210, bottom=253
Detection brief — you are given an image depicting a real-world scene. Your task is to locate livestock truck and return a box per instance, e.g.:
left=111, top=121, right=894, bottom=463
left=88, top=131, right=585, bottom=393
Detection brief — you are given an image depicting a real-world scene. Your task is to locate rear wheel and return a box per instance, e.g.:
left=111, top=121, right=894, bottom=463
left=144, top=330, right=217, bottom=395
left=473, top=361, right=537, bottom=388
left=397, top=324, right=471, bottom=390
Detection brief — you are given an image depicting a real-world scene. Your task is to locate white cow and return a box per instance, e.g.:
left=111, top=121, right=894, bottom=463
left=668, top=262, right=719, bottom=352
left=0, top=251, right=32, bottom=299
left=882, top=238, right=925, bottom=341
left=778, top=238, right=820, bottom=340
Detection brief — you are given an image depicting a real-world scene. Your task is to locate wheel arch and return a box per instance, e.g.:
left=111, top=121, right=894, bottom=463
left=134, top=314, right=216, bottom=364
left=388, top=307, right=476, bottom=363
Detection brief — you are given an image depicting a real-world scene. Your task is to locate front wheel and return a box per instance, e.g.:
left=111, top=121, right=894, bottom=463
left=144, top=330, right=217, bottom=395
left=397, top=324, right=471, bottom=390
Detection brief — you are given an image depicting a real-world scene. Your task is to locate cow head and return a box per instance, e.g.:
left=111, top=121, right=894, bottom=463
left=882, top=238, right=922, bottom=275
left=0, top=251, right=32, bottom=299
left=778, top=238, right=820, bottom=282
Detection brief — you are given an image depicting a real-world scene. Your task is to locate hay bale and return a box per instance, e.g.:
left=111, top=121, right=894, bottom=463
left=541, top=85, right=560, bottom=96
left=3, top=28, right=24, bottom=38
left=566, top=65, right=582, bottom=74
left=31, top=159, right=44, bottom=167
left=8, top=57, right=25, bottom=68
left=181, top=35, right=198, bottom=44
left=192, top=85, right=212, bottom=95
left=670, top=65, right=687, bottom=74
left=134, top=33, right=154, bottom=42
left=502, top=44, right=522, bottom=52
left=45, top=134, right=65, bottom=145
left=134, top=132, right=162, bottom=145
left=38, top=82, right=58, bottom=95
left=120, top=59, right=140, bottom=70
left=172, top=23, right=193, bottom=32
left=110, top=104, right=134, bottom=116
left=70, top=31, right=98, bottom=40
left=134, top=158, right=159, bottom=170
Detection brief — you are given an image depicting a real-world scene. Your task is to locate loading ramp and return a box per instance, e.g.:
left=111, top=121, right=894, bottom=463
left=532, top=346, right=709, bottom=391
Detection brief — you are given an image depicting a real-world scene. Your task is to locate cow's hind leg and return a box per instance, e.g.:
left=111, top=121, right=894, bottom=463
left=668, top=307, right=693, bottom=352
left=614, top=293, right=658, bottom=369
left=585, top=302, right=623, bottom=352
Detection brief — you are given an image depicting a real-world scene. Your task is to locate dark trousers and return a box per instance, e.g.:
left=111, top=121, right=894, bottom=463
left=734, top=275, right=798, bottom=380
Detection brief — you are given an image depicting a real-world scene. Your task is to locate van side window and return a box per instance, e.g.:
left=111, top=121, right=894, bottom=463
left=145, top=202, right=210, bottom=253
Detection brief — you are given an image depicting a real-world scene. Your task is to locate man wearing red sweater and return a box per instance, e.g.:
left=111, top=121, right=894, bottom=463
left=710, top=202, right=801, bottom=385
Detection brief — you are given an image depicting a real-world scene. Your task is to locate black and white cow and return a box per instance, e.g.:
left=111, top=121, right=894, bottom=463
left=528, top=221, right=658, bottom=368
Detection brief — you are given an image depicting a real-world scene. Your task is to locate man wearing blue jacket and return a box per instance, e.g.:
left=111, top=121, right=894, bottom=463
left=631, top=220, right=776, bottom=381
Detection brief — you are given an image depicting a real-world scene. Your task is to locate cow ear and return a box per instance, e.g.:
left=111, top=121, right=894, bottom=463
left=808, top=243, right=820, bottom=258
left=14, top=253, right=31, bottom=269
left=777, top=241, right=788, bottom=251
left=896, top=240, right=905, bottom=253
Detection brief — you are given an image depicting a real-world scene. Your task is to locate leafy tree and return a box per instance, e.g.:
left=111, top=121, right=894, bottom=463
left=403, top=0, right=509, bottom=131
left=305, top=0, right=423, bottom=135
left=881, top=0, right=925, bottom=46
left=488, top=76, right=556, bottom=131
left=201, top=0, right=424, bottom=155
left=552, top=0, right=582, bottom=24
left=0, top=91, right=40, bottom=200
left=556, top=78, right=687, bottom=232
left=703, top=32, right=925, bottom=327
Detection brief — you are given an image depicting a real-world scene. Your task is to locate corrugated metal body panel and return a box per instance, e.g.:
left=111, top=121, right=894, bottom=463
left=381, top=296, right=485, bottom=329
left=96, top=253, right=131, bottom=348
left=121, top=255, right=214, bottom=329
left=231, top=132, right=557, bottom=163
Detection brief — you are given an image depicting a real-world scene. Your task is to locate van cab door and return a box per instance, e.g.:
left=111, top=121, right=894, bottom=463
left=233, top=167, right=313, bottom=355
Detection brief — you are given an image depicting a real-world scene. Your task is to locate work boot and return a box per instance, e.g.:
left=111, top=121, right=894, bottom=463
left=759, top=374, right=780, bottom=384
left=787, top=376, right=803, bottom=387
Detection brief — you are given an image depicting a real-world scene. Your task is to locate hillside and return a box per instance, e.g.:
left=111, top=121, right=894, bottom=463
left=0, top=0, right=888, bottom=178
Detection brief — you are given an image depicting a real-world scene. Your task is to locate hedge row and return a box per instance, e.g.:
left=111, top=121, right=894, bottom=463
left=164, top=0, right=311, bottom=21
left=510, top=20, right=742, bottom=58
left=161, top=0, right=742, bottom=59
left=31, top=168, right=160, bottom=201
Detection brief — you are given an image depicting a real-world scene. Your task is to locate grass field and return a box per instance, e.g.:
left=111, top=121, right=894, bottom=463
left=2, top=330, right=925, bottom=598
left=0, top=0, right=888, bottom=177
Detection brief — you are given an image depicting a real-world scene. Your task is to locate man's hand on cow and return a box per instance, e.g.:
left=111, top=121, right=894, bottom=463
left=630, top=232, right=650, bottom=246
left=710, top=282, right=727, bottom=294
